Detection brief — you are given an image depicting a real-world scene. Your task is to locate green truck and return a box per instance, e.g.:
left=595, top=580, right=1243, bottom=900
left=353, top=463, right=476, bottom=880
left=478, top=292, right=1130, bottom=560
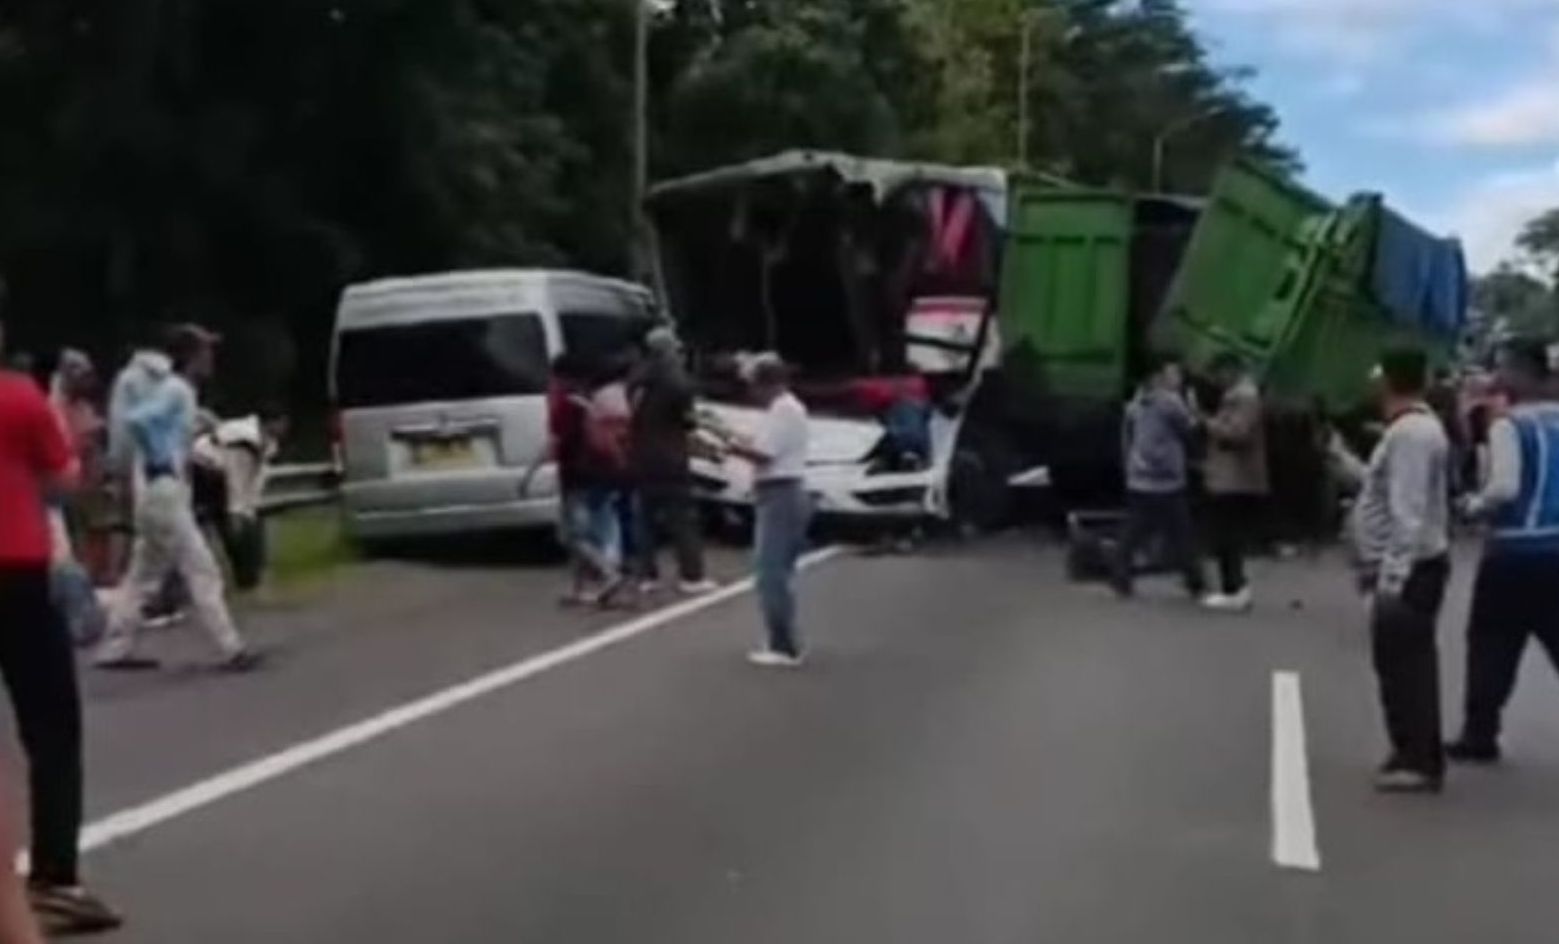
left=986, top=157, right=1468, bottom=502
left=646, top=150, right=1465, bottom=529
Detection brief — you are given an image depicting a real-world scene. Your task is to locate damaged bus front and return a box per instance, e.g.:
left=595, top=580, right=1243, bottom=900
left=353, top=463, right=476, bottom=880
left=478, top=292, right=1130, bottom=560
left=647, top=151, right=1034, bottom=527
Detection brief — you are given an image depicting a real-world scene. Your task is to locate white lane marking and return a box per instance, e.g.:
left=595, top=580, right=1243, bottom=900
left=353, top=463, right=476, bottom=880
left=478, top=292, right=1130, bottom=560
left=1271, top=670, right=1321, bottom=872
left=79, top=546, right=846, bottom=855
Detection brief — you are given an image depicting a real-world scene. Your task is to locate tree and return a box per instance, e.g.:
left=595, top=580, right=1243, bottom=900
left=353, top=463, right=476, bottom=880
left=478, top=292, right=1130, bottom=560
left=657, top=0, right=905, bottom=175
left=1472, top=262, right=1557, bottom=345
left=1517, top=207, right=1559, bottom=286
left=0, top=0, right=1301, bottom=417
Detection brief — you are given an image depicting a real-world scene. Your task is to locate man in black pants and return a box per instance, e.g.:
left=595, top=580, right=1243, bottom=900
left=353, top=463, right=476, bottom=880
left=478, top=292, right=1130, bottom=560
left=1344, top=348, right=1453, bottom=793
left=0, top=329, right=120, bottom=933
left=1449, top=342, right=1559, bottom=764
left=630, top=328, right=715, bottom=595
left=1200, top=353, right=1269, bottom=613
left=1113, top=356, right=1206, bottom=600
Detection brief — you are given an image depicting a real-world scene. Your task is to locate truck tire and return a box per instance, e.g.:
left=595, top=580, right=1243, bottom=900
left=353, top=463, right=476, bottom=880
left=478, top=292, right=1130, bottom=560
left=946, top=442, right=1013, bottom=535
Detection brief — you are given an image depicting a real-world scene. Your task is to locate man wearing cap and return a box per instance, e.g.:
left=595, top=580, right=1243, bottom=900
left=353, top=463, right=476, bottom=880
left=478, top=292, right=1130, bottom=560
left=1346, top=348, right=1453, bottom=793
left=629, top=327, right=715, bottom=595
left=724, top=354, right=812, bottom=667
left=1447, top=341, right=1559, bottom=764
left=97, top=324, right=258, bottom=671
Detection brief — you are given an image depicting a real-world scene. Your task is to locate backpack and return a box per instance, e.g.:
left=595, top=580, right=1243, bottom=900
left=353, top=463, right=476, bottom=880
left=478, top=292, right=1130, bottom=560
left=575, top=381, right=632, bottom=472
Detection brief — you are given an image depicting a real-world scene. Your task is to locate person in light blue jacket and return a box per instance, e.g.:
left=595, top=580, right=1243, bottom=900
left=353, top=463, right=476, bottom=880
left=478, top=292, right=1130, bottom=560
left=96, top=325, right=258, bottom=672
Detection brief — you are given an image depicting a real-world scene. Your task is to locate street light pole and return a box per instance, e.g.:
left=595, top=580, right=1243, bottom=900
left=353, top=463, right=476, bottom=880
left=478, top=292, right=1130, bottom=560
left=632, top=0, right=650, bottom=279
left=1018, top=16, right=1032, bottom=167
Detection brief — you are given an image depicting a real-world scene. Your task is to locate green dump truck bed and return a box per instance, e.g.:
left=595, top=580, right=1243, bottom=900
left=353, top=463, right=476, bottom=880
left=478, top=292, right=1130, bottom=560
left=1155, top=159, right=1458, bottom=413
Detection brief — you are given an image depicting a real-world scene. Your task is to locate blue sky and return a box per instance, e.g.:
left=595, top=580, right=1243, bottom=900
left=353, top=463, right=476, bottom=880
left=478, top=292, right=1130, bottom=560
left=1185, top=0, right=1559, bottom=272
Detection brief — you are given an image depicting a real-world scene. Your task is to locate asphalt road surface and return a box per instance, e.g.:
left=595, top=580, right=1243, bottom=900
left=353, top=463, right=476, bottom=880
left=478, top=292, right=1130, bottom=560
left=44, top=538, right=1559, bottom=941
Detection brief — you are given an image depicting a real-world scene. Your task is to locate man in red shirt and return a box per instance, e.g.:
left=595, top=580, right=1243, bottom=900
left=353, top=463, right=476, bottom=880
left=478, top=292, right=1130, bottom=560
left=0, top=325, right=120, bottom=934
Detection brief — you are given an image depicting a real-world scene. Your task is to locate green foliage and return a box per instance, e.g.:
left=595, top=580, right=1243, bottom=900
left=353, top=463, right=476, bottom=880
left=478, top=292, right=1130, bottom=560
left=1517, top=208, right=1559, bottom=285
left=1472, top=262, right=1558, bottom=345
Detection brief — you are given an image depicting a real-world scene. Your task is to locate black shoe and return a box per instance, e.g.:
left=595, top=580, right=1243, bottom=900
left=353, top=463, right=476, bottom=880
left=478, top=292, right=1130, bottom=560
left=94, top=655, right=161, bottom=671
left=28, top=882, right=123, bottom=935
left=216, top=649, right=266, bottom=673
left=1446, top=739, right=1502, bottom=765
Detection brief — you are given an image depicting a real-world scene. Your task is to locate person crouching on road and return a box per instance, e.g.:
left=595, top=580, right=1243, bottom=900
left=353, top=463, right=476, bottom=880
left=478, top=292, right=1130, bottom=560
left=1348, top=348, right=1452, bottom=794
left=1447, top=341, right=1559, bottom=765
left=192, top=405, right=289, bottom=594
left=1112, top=355, right=1207, bottom=601
left=1199, top=352, right=1269, bottom=613
left=96, top=324, right=259, bottom=672
left=725, top=355, right=812, bottom=668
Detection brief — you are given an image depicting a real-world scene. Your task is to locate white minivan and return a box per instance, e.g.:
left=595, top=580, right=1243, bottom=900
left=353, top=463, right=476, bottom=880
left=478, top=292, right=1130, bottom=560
left=330, top=269, right=656, bottom=542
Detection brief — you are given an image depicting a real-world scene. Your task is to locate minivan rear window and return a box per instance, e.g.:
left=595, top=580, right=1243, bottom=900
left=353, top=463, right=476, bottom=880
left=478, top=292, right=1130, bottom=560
left=336, top=313, right=548, bottom=409
left=560, top=312, right=652, bottom=369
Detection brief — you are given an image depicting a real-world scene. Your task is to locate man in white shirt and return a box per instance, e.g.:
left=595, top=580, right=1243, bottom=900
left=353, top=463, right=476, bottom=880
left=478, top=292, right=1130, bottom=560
left=726, top=355, right=811, bottom=667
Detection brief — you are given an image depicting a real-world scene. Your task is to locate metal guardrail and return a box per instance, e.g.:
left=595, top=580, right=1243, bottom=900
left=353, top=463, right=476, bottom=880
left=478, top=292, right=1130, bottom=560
left=260, top=462, right=341, bottom=516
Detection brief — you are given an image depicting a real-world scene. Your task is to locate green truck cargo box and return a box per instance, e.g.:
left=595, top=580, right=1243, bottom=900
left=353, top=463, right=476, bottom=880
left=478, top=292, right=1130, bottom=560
left=1156, top=159, right=1457, bottom=413
left=991, top=186, right=1199, bottom=490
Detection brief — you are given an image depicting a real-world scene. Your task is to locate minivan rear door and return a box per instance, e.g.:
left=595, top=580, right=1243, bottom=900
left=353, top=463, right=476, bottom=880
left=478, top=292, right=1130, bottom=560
left=334, top=312, right=552, bottom=506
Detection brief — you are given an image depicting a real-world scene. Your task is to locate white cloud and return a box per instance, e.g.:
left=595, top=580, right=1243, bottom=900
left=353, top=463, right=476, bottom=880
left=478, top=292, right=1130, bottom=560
left=1424, top=165, right=1559, bottom=272
left=1193, top=0, right=1559, bottom=62
left=1421, top=79, right=1559, bottom=148
left=1321, top=72, right=1366, bottom=100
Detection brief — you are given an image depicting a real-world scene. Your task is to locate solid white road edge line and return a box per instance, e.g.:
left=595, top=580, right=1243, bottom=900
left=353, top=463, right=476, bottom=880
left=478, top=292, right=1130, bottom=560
left=77, top=545, right=847, bottom=855
left=1271, top=670, right=1322, bottom=872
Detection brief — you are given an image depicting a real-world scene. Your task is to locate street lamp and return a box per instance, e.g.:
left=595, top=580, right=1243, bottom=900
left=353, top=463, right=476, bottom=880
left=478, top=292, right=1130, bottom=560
left=632, top=0, right=651, bottom=279
left=1151, top=104, right=1231, bottom=193
left=1016, top=9, right=1058, bottom=168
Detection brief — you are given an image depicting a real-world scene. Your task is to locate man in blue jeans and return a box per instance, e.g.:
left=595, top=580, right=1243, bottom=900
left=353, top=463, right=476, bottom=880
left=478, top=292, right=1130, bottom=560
left=726, top=355, right=812, bottom=668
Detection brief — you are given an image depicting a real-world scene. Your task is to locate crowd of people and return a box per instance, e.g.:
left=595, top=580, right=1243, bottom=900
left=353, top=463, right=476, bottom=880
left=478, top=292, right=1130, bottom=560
left=548, top=332, right=814, bottom=666
left=7, top=295, right=1559, bottom=944
left=1114, top=339, right=1559, bottom=795
left=0, top=318, right=288, bottom=938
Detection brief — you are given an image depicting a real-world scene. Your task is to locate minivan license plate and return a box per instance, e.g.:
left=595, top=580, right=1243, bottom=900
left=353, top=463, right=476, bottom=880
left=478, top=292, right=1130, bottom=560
left=411, top=438, right=477, bottom=469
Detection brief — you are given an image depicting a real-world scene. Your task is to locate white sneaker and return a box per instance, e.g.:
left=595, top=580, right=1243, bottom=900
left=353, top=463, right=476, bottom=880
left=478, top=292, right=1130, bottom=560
left=747, top=649, right=805, bottom=669
left=1204, top=588, right=1253, bottom=613
left=679, top=578, right=720, bottom=595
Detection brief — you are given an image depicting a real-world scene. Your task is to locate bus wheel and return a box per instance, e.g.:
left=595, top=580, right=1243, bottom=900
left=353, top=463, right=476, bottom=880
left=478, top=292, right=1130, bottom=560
left=946, top=446, right=1011, bottom=536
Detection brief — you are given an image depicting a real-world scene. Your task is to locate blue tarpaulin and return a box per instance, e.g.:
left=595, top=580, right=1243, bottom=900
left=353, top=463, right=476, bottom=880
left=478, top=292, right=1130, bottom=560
left=1371, top=206, right=1469, bottom=340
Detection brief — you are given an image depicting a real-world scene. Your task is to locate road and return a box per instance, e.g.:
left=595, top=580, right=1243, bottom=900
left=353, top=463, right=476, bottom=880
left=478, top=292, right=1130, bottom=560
left=42, top=537, right=1559, bottom=941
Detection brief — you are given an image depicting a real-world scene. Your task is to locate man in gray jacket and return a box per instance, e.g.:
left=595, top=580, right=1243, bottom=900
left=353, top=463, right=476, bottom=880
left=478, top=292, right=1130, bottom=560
left=1113, top=356, right=1207, bottom=600
left=1345, top=348, right=1452, bottom=793
left=1201, top=353, right=1269, bottom=612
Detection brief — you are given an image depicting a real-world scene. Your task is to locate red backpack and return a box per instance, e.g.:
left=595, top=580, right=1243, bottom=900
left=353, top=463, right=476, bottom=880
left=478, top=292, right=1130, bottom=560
left=573, top=381, right=631, bottom=472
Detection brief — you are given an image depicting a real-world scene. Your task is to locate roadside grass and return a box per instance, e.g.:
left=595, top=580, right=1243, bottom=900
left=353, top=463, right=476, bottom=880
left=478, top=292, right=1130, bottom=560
left=265, top=506, right=359, bottom=592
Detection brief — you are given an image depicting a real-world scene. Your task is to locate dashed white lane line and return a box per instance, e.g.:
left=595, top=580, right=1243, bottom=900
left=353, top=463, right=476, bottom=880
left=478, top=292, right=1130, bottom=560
left=1271, top=670, right=1322, bottom=872
left=78, top=546, right=846, bottom=855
